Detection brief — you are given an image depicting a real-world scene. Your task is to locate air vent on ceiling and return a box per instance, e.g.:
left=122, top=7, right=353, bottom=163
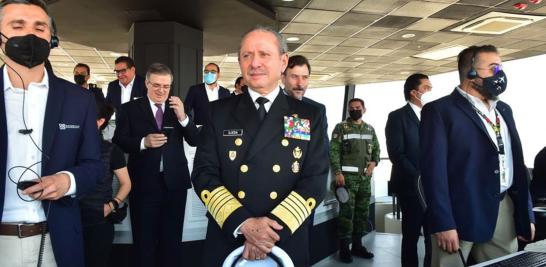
left=451, top=12, right=545, bottom=35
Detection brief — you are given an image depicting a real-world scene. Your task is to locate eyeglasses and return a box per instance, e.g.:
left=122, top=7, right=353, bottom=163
left=148, top=82, right=171, bottom=90
left=114, top=68, right=128, bottom=75
left=475, top=64, right=503, bottom=75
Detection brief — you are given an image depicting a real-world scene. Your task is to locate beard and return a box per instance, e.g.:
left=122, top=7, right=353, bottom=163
left=471, top=80, right=498, bottom=101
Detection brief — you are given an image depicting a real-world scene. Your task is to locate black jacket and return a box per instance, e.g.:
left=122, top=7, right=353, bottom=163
left=105, top=75, right=147, bottom=110
left=184, top=83, right=230, bottom=125
left=113, top=96, right=198, bottom=192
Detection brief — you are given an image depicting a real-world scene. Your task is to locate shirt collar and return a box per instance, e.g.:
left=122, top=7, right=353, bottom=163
left=148, top=97, right=164, bottom=109
left=3, top=66, right=49, bottom=92
left=119, top=75, right=135, bottom=89
left=456, top=86, right=498, bottom=112
left=205, top=83, right=219, bottom=91
left=247, top=87, right=279, bottom=104
left=408, top=101, right=421, bottom=114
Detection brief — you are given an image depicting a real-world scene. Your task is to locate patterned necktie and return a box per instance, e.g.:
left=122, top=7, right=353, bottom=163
left=256, top=97, right=269, bottom=122
left=154, top=103, right=163, bottom=129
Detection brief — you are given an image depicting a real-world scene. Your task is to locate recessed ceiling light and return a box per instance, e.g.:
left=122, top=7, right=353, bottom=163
left=110, top=52, right=122, bottom=57
left=402, top=33, right=416, bottom=39
left=413, top=45, right=467, bottom=61
left=400, top=71, right=410, bottom=75
left=354, top=57, right=365, bottom=61
left=282, top=0, right=295, bottom=2
left=286, top=37, right=300, bottom=42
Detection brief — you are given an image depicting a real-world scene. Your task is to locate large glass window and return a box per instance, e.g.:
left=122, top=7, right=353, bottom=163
left=355, top=54, right=546, bottom=197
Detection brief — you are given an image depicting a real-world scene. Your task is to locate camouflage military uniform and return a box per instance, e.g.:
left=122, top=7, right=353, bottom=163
left=330, top=118, right=380, bottom=239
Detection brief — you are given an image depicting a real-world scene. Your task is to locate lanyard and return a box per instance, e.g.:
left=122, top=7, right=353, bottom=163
left=472, top=106, right=505, bottom=155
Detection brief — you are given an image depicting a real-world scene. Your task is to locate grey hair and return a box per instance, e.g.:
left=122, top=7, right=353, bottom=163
left=145, top=63, right=173, bottom=82
left=239, top=25, right=288, bottom=56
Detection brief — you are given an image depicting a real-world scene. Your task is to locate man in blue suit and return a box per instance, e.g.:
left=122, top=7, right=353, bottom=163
left=184, top=62, right=231, bottom=126
left=386, top=73, right=432, bottom=267
left=420, top=45, right=535, bottom=266
left=105, top=56, right=147, bottom=110
left=0, top=1, right=102, bottom=266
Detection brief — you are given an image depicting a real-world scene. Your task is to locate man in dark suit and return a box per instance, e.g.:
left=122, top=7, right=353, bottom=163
left=420, top=45, right=535, bottom=266
left=105, top=56, right=146, bottom=110
left=232, top=76, right=246, bottom=96
left=386, top=73, right=432, bottom=267
left=192, top=26, right=329, bottom=267
left=184, top=62, right=230, bottom=125
left=113, top=63, right=198, bottom=266
left=73, top=62, right=104, bottom=99
left=0, top=1, right=102, bottom=266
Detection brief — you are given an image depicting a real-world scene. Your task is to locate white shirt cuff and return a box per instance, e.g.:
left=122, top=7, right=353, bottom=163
left=58, top=171, right=76, bottom=197
left=140, top=138, right=146, bottom=150
left=233, top=223, right=244, bottom=238
left=178, top=115, right=189, bottom=127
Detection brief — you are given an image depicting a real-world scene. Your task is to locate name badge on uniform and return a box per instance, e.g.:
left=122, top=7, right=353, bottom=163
left=223, top=129, right=243, bottom=136
left=284, top=115, right=311, bottom=141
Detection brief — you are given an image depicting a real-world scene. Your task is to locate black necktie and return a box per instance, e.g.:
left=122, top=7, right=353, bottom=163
left=256, top=97, right=269, bottom=122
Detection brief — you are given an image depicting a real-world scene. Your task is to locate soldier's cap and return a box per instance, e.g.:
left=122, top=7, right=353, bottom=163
left=335, top=186, right=350, bottom=204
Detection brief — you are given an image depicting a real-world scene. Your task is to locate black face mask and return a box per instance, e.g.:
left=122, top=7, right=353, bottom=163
left=74, top=74, right=86, bottom=86
left=349, top=110, right=362, bottom=120
left=1, top=33, right=50, bottom=68
left=472, top=70, right=508, bottom=100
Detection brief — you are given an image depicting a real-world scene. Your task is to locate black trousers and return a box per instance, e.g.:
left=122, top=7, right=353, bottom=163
left=129, top=176, right=188, bottom=267
left=399, top=195, right=431, bottom=267
left=82, top=221, right=114, bottom=267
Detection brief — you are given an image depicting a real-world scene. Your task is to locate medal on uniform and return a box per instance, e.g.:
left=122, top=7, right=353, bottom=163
left=235, top=138, right=243, bottom=146
left=229, top=151, right=237, bottom=161
left=284, top=115, right=311, bottom=141
left=291, top=161, right=300, bottom=173
left=293, top=146, right=302, bottom=159
left=367, top=143, right=373, bottom=154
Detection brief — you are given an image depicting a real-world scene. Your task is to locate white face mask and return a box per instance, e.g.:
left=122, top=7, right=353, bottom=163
left=418, top=91, right=434, bottom=106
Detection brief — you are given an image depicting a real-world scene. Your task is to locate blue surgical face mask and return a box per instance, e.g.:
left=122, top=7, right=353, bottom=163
left=204, top=73, right=217, bottom=85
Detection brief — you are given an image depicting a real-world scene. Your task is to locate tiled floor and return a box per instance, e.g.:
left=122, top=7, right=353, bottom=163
left=312, top=232, right=426, bottom=267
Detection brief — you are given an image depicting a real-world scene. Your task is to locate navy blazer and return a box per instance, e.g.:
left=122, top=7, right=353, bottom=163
left=386, top=103, right=421, bottom=197
left=105, top=75, right=146, bottom=110
left=0, top=67, right=102, bottom=266
left=184, top=83, right=231, bottom=125
left=113, top=97, right=198, bottom=192
left=420, top=90, right=534, bottom=242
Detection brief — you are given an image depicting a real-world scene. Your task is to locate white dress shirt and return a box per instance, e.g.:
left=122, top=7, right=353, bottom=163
left=205, top=83, right=220, bottom=102
left=2, top=67, right=76, bottom=223
left=120, top=76, right=136, bottom=104
left=139, top=99, right=190, bottom=172
left=456, top=87, right=513, bottom=193
left=408, top=101, right=422, bottom=120
left=247, top=87, right=278, bottom=112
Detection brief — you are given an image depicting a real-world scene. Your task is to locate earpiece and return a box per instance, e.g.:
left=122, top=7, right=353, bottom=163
left=50, top=18, right=59, bottom=48
left=466, top=49, right=477, bottom=79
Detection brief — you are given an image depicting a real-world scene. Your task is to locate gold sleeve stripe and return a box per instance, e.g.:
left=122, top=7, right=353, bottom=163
left=279, top=202, right=304, bottom=225
left=271, top=204, right=301, bottom=233
left=271, top=191, right=317, bottom=234
left=210, top=192, right=231, bottom=217
left=287, top=194, right=310, bottom=218
left=209, top=190, right=230, bottom=215
left=283, top=197, right=306, bottom=223
left=200, top=186, right=242, bottom=228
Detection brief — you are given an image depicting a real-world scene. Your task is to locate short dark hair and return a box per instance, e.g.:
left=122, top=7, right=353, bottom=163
left=205, top=62, right=220, bottom=73
left=115, top=56, right=135, bottom=69
left=403, top=73, right=429, bottom=101
left=145, top=62, right=173, bottom=81
left=285, top=55, right=311, bottom=75
left=349, top=98, right=365, bottom=108
left=235, top=76, right=243, bottom=87
left=74, top=63, right=90, bottom=75
left=92, top=90, right=114, bottom=131
left=0, top=0, right=52, bottom=31
left=457, top=45, right=498, bottom=82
